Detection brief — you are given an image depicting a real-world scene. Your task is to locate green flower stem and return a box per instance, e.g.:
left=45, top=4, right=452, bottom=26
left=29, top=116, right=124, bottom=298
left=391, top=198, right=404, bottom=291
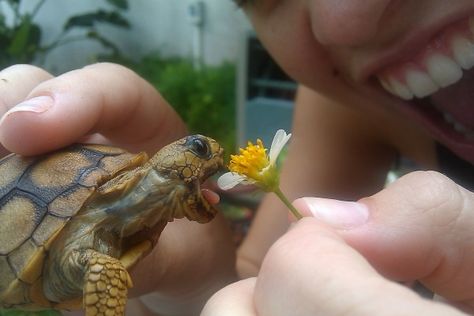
left=274, top=187, right=303, bottom=220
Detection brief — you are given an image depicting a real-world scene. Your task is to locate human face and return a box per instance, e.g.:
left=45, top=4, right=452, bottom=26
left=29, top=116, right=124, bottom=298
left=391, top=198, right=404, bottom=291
left=239, top=0, right=474, bottom=163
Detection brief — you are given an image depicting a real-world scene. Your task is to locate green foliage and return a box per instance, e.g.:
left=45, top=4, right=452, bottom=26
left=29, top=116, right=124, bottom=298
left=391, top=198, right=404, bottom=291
left=64, top=10, right=129, bottom=30
left=0, top=0, right=130, bottom=69
left=127, top=55, right=236, bottom=157
left=105, top=0, right=128, bottom=10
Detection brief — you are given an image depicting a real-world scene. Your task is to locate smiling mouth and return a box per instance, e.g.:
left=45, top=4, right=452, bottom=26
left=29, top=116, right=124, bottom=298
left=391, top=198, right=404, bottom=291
left=376, top=16, right=474, bottom=140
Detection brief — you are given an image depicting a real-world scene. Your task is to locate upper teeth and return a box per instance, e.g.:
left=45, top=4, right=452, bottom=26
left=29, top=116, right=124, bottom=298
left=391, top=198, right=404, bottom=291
left=452, top=35, right=474, bottom=69
left=378, top=16, right=474, bottom=100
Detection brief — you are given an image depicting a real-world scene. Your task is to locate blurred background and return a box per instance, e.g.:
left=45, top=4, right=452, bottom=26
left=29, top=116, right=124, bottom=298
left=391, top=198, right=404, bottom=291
left=1, top=0, right=299, bottom=246
left=0, top=0, right=297, bottom=155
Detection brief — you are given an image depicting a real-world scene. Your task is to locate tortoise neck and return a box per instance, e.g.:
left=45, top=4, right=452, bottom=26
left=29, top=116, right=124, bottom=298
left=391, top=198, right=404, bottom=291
left=103, top=169, right=179, bottom=237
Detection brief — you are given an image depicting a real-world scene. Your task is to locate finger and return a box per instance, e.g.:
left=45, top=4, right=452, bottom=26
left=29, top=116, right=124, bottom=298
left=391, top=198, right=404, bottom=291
left=0, top=63, right=187, bottom=156
left=254, top=218, right=465, bottom=316
left=201, top=278, right=257, bottom=316
left=0, top=64, right=53, bottom=110
left=202, top=188, right=220, bottom=205
left=0, top=65, right=53, bottom=156
left=294, top=171, right=474, bottom=309
left=128, top=213, right=236, bottom=310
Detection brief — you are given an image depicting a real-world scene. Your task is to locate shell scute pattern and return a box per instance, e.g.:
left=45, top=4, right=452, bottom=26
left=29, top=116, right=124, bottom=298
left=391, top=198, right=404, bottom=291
left=79, top=150, right=147, bottom=188
left=32, top=215, right=68, bottom=246
left=48, top=186, right=94, bottom=218
left=2, top=279, right=30, bottom=307
left=0, top=155, right=34, bottom=198
left=0, top=144, right=147, bottom=308
left=8, top=240, right=39, bottom=277
left=0, top=256, right=15, bottom=293
left=0, top=193, right=44, bottom=255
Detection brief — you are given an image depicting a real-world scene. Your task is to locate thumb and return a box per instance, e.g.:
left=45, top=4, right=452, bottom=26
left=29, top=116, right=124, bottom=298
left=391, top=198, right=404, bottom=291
left=254, top=218, right=465, bottom=316
left=294, top=171, right=474, bottom=311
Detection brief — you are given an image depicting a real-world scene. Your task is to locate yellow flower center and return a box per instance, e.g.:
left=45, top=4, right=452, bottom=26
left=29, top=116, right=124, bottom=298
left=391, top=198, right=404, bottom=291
left=228, top=139, right=279, bottom=191
left=229, top=139, right=269, bottom=182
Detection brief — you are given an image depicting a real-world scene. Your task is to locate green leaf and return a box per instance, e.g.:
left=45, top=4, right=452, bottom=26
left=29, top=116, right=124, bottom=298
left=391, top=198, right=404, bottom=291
left=64, top=10, right=130, bottom=30
left=25, top=23, right=41, bottom=53
left=0, top=14, right=10, bottom=39
left=86, top=31, right=119, bottom=54
left=105, top=0, right=129, bottom=10
left=7, top=15, right=41, bottom=62
left=5, top=0, right=21, bottom=7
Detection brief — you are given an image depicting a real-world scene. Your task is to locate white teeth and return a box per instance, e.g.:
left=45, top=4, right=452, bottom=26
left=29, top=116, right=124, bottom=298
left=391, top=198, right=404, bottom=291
left=425, top=54, right=463, bottom=87
left=378, top=19, right=474, bottom=100
left=443, top=112, right=474, bottom=138
left=405, top=69, right=439, bottom=98
left=375, top=18, right=474, bottom=139
left=452, top=36, right=474, bottom=69
left=379, top=78, right=396, bottom=95
left=388, top=77, right=413, bottom=100
left=378, top=77, right=414, bottom=100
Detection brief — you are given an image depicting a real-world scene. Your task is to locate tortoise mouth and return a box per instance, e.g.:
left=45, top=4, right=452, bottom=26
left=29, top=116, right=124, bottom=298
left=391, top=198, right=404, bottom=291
left=182, top=180, right=218, bottom=223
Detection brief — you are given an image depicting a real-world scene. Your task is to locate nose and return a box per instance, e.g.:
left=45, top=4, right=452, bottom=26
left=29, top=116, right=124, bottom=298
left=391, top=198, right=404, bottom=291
left=308, top=0, right=393, bottom=46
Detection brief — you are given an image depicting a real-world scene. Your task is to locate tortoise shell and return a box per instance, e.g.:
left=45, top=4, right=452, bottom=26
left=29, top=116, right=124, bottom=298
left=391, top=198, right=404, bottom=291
left=0, top=144, right=148, bottom=309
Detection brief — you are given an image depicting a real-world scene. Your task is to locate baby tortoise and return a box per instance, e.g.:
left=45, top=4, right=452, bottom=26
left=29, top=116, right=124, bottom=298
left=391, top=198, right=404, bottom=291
left=0, top=135, right=224, bottom=315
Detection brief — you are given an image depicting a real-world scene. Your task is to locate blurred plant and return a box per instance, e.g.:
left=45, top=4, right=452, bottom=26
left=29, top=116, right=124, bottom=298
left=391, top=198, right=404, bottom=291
left=0, top=0, right=130, bottom=69
left=120, top=54, right=236, bottom=158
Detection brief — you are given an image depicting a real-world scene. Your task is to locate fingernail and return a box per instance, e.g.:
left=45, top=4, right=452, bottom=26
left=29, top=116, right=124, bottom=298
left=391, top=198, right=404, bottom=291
left=6, top=96, right=53, bottom=115
left=301, top=198, right=369, bottom=229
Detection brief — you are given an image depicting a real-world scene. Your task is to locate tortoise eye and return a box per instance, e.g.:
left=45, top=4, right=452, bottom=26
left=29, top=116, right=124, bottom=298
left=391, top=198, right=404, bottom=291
left=189, top=137, right=211, bottom=159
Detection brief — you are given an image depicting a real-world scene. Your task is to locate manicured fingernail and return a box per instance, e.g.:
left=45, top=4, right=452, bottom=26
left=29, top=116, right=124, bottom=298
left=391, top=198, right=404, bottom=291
left=7, top=96, right=53, bottom=115
left=300, top=198, right=369, bottom=229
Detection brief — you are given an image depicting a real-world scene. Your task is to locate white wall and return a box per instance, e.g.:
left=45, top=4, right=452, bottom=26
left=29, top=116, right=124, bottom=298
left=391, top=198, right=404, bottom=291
left=9, top=0, right=251, bottom=73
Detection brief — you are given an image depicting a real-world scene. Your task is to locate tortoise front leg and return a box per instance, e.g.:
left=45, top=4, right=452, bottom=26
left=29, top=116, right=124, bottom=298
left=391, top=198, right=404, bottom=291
left=83, top=250, right=132, bottom=316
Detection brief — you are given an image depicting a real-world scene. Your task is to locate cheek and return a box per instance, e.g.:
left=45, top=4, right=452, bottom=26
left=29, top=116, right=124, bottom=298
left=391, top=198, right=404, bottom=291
left=250, top=5, right=352, bottom=97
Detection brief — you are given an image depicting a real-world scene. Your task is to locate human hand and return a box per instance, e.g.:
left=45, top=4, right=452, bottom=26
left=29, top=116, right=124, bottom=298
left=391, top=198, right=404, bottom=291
left=0, top=63, right=187, bottom=157
left=202, top=171, right=474, bottom=315
left=0, top=64, right=236, bottom=314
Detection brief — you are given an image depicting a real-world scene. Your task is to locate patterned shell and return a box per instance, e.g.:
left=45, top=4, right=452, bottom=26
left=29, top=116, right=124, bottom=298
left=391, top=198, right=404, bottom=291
left=0, top=144, right=148, bottom=308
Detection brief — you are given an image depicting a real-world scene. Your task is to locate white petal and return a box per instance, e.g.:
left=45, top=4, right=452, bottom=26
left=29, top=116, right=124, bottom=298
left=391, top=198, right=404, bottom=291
left=269, top=129, right=291, bottom=164
left=217, top=172, right=247, bottom=190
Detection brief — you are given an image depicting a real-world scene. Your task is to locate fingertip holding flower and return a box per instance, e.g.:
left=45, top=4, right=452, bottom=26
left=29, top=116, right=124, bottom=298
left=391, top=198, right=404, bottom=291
left=295, top=197, right=369, bottom=229
left=217, top=129, right=302, bottom=219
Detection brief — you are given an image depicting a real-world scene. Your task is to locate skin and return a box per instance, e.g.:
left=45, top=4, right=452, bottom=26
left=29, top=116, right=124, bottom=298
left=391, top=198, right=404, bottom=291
left=205, top=172, right=474, bottom=315
left=1, top=1, right=474, bottom=315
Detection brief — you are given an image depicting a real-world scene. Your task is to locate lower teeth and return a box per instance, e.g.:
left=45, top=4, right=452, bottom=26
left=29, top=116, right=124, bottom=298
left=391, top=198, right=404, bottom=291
left=416, top=97, right=474, bottom=138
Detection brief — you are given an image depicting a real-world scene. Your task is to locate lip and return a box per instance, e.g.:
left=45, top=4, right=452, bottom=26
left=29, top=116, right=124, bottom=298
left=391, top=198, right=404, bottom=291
left=357, top=77, right=474, bottom=163
left=357, top=8, right=474, bottom=81
left=352, top=8, right=474, bottom=163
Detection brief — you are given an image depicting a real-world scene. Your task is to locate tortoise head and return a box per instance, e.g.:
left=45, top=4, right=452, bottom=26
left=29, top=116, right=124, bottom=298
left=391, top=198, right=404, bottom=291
left=147, top=134, right=224, bottom=222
